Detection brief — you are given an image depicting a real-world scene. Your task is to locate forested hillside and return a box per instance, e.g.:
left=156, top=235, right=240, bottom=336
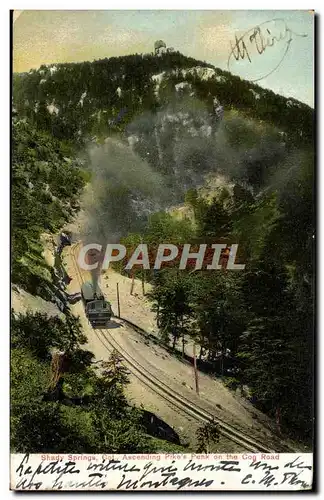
left=12, top=50, right=314, bottom=448
left=12, top=68, right=187, bottom=454
left=13, top=51, right=313, bottom=146
left=12, top=117, right=176, bottom=453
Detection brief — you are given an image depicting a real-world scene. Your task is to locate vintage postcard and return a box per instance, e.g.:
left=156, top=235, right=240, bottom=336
left=11, top=9, right=314, bottom=491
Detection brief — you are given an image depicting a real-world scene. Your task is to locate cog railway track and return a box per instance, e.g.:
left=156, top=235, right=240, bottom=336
left=70, top=242, right=289, bottom=454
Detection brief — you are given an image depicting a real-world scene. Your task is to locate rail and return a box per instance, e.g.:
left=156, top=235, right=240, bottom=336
left=70, top=242, right=290, bottom=453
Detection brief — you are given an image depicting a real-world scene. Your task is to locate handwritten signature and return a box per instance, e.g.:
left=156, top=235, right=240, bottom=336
left=241, top=458, right=311, bottom=489
left=13, top=454, right=312, bottom=491
left=227, top=18, right=308, bottom=82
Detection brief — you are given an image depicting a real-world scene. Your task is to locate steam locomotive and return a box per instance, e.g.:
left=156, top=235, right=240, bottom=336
left=81, top=281, right=113, bottom=328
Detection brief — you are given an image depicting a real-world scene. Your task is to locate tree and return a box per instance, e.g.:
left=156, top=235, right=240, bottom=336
left=195, top=419, right=220, bottom=453
left=197, top=193, right=232, bottom=240
left=12, top=119, right=85, bottom=291
left=11, top=316, right=156, bottom=453
left=238, top=252, right=313, bottom=439
left=87, top=352, right=155, bottom=453
left=145, top=212, right=194, bottom=245
left=12, top=48, right=314, bottom=446
left=11, top=311, right=87, bottom=362
left=191, top=272, right=245, bottom=371
left=148, top=271, right=193, bottom=351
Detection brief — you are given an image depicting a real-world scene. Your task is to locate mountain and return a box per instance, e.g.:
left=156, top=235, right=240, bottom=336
left=13, top=51, right=313, bottom=149
left=12, top=50, right=314, bottom=446
left=13, top=51, right=314, bottom=235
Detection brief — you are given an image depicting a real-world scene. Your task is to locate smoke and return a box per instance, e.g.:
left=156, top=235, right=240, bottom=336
left=127, top=97, right=221, bottom=196
left=80, top=90, right=305, bottom=290
left=127, top=97, right=289, bottom=198
left=80, top=137, right=166, bottom=288
left=83, top=137, right=165, bottom=241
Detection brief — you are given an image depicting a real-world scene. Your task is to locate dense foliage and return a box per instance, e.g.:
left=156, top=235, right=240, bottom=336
left=12, top=49, right=314, bottom=449
left=11, top=117, right=168, bottom=453
left=11, top=311, right=155, bottom=453
left=12, top=119, right=86, bottom=293
left=144, top=157, right=314, bottom=441
left=13, top=52, right=313, bottom=147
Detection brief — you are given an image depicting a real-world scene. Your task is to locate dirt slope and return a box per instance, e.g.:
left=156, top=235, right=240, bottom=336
left=62, top=243, right=295, bottom=452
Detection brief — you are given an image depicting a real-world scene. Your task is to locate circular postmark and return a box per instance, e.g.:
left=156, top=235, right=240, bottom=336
left=227, top=18, right=308, bottom=82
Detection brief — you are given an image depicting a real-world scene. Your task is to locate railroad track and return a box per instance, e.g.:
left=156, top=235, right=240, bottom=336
left=69, top=242, right=284, bottom=453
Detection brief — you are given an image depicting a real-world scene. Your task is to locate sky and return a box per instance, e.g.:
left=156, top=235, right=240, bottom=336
left=13, top=10, right=314, bottom=107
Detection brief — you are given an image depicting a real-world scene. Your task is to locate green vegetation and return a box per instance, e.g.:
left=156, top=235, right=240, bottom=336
left=11, top=312, right=155, bottom=453
left=11, top=116, right=173, bottom=453
left=13, top=52, right=313, bottom=147
left=12, top=119, right=85, bottom=294
left=167, top=69, right=313, bottom=146
left=195, top=419, right=220, bottom=453
left=145, top=157, right=314, bottom=442
left=107, top=143, right=313, bottom=444
left=11, top=116, right=181, bottom=453
left=12, top=50, right=314, bottom=450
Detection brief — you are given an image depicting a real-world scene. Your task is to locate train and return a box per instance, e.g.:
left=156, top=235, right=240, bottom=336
left=81, top=281, right=113, bottom=328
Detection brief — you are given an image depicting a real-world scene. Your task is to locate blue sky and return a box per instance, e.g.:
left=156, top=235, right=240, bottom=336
left=13, top=10, right=314, bottom=106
